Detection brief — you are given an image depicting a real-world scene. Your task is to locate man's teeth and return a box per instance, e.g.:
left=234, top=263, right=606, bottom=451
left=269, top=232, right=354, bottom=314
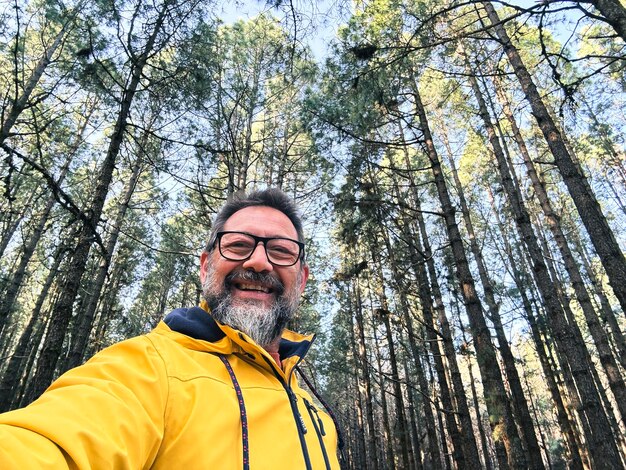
left=237, top=283, right=270, bottom=293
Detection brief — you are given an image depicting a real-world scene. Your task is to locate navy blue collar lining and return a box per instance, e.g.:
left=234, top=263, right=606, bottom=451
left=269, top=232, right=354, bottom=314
left=164, top=307, right=309, bottom=360
left=279, top=338, right=312, bottom=360
left=164, top=307, right=225, bottom=343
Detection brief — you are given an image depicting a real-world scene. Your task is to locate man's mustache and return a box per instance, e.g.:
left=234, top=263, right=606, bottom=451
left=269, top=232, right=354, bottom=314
left=224, top=270, right=285, bottom=296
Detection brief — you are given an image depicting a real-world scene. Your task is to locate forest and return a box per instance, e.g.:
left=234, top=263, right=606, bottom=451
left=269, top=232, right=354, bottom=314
left=1, top=0, right=625, bottom=468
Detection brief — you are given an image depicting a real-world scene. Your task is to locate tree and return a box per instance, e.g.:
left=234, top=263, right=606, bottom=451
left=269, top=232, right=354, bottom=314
left=29, top=0, right=206, bottom=400
left=482, top=1, right=626, bottom=321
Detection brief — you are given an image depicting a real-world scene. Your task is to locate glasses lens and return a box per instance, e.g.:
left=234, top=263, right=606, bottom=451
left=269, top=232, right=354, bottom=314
left=218, top=232, right=301, bottom=266
left=219, top=232, right=256, bottom=260
left=266, top=239, right=300, bottom=266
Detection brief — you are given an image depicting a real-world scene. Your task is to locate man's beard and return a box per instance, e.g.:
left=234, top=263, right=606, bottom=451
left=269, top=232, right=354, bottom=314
left=202, top=265, right=302, bottom=349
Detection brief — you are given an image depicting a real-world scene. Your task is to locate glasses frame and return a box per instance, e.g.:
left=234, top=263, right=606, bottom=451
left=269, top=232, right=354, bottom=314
left=212, top=231, right=305, bottom=267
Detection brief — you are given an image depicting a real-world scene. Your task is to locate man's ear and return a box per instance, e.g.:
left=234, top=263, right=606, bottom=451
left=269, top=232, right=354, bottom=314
left=299, top=264, right=309, bottom=294
left=200, top=251, right=210, bottom=284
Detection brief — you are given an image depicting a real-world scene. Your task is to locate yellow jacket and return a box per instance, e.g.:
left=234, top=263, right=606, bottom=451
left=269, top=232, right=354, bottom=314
left=0, top=306, right=340, bottom=469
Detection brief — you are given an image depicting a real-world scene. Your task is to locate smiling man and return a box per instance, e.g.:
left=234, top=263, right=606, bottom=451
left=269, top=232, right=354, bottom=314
left=201, top=203, right=309, bottom=355
left=0, top=188, right=341, bottom=469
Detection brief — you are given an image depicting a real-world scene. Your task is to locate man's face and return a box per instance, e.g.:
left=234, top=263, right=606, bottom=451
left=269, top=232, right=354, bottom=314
left=200, top=206, right=309, bottom=348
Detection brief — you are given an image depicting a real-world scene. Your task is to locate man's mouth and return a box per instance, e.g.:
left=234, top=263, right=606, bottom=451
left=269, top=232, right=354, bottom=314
left=225, top=270, right=284, bottom=297
left=234, top=282, right=272, bottom=294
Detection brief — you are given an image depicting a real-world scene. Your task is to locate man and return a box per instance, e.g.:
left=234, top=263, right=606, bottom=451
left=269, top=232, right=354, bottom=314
left=0, top=188, right=340, bottom=469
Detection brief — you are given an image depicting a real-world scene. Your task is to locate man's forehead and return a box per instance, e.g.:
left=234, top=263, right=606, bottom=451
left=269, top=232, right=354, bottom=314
left=223, top=206, right=298, bottom=237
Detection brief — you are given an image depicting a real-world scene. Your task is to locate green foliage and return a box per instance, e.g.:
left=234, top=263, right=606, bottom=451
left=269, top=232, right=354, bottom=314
left=1, top=1, right=626, bottom=465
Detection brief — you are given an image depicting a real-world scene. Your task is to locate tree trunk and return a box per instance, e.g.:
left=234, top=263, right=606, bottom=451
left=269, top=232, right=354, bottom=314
left=378, top=307, right=410, bottom=470
left=413, top=200, right=482, bottom=469
left=441, top=98, right=544, bottom=468
left=345, top=279, right=368, bottom=470
left=391, top=284, right=439, bottom=469
left=371, top=314, right=396, bottom=470
left=588, top=0, right=626, bottom=43
left=65, top=146, right=144, bottom=369
left=401, top=355, right=423, bottom=470
left=28, top=0, right=177, bottom=400
left=0, top=178, right=37, bottom=262
left=493, top=76, right=626, bottom=426
left=458, top=316, right=496, bottom=470
left=237, top=51, right=262, bottom=191
left=352, top=279, right=380, bottom=470
left=483, top=0, right=626, bottom=321
left=392, top=121, right=465, bottom=469
left=470, top=39, right=621, bottom=464
left=487, top=188, right=586, bottom=469
left=522, top=366, right=554, bottom=470
left=411, top=78, right=525, bottom=468
left=365, top=165, right=420, bottom=470
left=537, top=226, right=626, bottom=464
left=0, top=104, right=90, bottom=332
left=572, top=231, right=626, bottom=370
left=0, top=5, right=80, bottom=145
left=0, top=229, right=73, bottom=409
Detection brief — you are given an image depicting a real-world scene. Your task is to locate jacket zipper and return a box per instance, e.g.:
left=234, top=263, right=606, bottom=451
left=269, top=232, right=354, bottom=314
left=304, top=398, right=331, bottom=470
left=263, top=356, right=313, bottom=470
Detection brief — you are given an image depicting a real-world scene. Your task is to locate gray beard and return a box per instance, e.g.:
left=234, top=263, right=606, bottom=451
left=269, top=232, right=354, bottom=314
left=202, top=267, right=301, bottom=349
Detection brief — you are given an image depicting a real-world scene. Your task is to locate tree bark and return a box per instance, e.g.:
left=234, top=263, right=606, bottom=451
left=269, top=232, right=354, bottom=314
left=487, top=187, right=586, bottom=469
left=369, top=159, right=436, bottom=469
left=469, top=36, right=621, bottom=464
left=0, top=104, right=90, bottom=332
left=378, top=307, right=410, bottom=470
left=352, top=279, right=380, bottom=470
left=493, top=76, right=626, bottom=425
left=410, top=78, right=526, bottom=468
left=371, top=312, right=396, bottom=470
left=413, top=192, right=484, bottom=469
left=442, top=101, right=544, bottom=468
left=0, top=178, right=36, bottom=262
left=573, top=231, right=626, bottom=370
left=483, top=0, right=626, bottom=321
left=388, top=248, right=441, bottom=468
left=392, top=121, right=465, bottom=469
left=28, top=0, right=178, bottom=400
left=0, top=5, right=80, bottom=145
left=5, top=237, right=71, bottom=409
left=457, top=315, right=496, bottom=470
left=65, top=141, right=145, bottom=369
left=401, top=355, right=423, bottom=470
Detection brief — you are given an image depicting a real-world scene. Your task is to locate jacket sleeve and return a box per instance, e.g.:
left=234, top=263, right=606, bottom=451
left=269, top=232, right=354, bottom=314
left=0, top=335, right=168, bottom=469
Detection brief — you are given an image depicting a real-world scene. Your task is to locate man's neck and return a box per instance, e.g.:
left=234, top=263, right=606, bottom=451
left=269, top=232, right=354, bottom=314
left=263, top=336, right=281, bottom=354
left=263, top=337, right=282, bottom=369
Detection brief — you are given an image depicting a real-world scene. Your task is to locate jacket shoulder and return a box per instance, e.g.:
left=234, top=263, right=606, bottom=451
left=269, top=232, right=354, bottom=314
left=0, top=332, right=169, bottom=469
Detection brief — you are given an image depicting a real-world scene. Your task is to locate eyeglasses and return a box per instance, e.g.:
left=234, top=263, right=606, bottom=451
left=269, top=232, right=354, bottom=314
left=213, top=231, right=305, bottom=267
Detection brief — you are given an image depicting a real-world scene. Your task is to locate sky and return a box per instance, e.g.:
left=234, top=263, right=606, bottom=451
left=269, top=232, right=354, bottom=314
left=217, top=0, right=345, bottom=61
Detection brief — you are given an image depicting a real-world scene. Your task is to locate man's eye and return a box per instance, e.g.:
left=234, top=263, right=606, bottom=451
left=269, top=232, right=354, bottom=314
left=224, top=240, right=253, bottom=251
left=268, top=243, right=297, bottom=257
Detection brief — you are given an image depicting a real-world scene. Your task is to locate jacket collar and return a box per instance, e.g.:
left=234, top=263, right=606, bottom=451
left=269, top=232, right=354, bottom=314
left=160, top=302, right=315, bottom=377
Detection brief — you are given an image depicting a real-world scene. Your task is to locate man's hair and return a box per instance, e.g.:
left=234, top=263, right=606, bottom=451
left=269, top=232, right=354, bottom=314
left=206, top=188, right=306, bottom=253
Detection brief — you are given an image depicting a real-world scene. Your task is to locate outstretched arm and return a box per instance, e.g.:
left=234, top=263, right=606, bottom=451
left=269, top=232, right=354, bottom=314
left=0, top=336, right=167, bottom=469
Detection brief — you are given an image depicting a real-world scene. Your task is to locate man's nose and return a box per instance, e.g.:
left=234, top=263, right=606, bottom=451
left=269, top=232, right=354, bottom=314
left=242, top=242, right=273, bottom=272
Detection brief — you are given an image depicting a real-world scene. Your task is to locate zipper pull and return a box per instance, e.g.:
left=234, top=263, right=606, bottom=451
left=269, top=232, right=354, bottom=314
left=297, top=409, right=308, bottom=434
left=309, top=402, right=326, bottom=436
left=289, top=389, right=308, bottom=434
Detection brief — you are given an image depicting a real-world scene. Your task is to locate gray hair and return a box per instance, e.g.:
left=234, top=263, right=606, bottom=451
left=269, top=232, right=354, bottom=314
left=206, top=188, right=306, bottom=254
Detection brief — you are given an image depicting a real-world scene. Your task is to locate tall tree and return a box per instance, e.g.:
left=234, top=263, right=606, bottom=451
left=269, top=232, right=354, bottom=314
left=481, top=1, right=626, bottom=318
left=464, top=45, right=622, bottom=466
left=28, top=0, right=205, bottom=399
